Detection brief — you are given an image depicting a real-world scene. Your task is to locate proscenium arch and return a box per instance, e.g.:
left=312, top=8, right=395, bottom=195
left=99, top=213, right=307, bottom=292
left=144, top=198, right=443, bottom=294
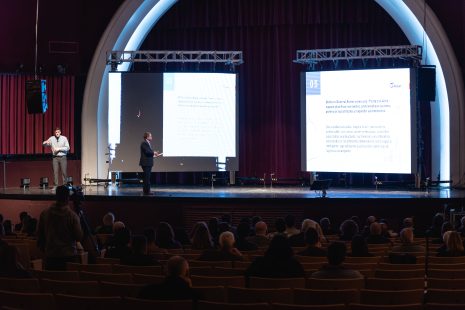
left=82, top=0, right=465, bottom=186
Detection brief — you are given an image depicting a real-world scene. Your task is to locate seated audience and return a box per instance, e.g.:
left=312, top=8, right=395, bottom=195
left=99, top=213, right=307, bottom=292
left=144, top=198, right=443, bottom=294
left=95, top=212, right=115, bottom=234
left=138, top=256, right=198, bottom=300
left=0, top=214, right=5, bottom=236
left=297, top=227, right=327, bottom=257
left=0, top=244, right=31, bottom=278
left=246, top=221, right=271, bottom=247
left=433, top=221, right=453, bottom=244
left=320, top=217, right=335, bottom=236
left=190, top=221, right=214, bottom=250
left=348, top=235, right=374, bottom=257
left=437, top=231, right=465, bottom=257
left=246, top=234, right=305, bottom=278
left=311, top=241, right=363, bottom=279
left=143, top=227, right=165, bottom=253
left=120, top=235, right=160, bottom=266
left=198, top=231, right=243, bottom=261
left=208, top=217, right=220, bottom=246
left=428, top=213, right=445, bottom=239
left=14, top=211, right=29, bottom=232
left=457, top=216, right=465, bottom=237
left=268, top=217, right=286, bottom=239
left=284, top=214, right=300, bottom=237
left=235, top=222, right=258, bottom=251
left=380, top=219, right=397, bottom=238
left=391, top=228, right=425, bottom=253
left=365, top=222, right=391, bottom=244
left=105, top=227, right=132, bottom=259
left=3, top=220, right=16, bottom=236
left=361, top=216, right=377, bottom=237
left=339, top=219, right=359, bottom=241
left=155, top=222, right=182, bottom=249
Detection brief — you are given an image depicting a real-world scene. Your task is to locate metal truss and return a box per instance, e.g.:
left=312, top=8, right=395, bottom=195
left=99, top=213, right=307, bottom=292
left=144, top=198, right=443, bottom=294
left=107, top=50, right=244, bottom=70
left=294, top=45, right=422, bottom=67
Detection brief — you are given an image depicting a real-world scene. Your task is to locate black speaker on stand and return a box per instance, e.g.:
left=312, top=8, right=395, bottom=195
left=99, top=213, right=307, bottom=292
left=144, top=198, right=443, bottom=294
left=417, top=66, right=436, bottom=102
left=25, top=79, right=48, bottom=114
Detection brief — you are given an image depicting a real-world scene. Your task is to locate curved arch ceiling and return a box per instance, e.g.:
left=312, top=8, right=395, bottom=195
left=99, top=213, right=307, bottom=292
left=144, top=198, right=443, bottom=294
left=82, top=0, right=465, bottom=186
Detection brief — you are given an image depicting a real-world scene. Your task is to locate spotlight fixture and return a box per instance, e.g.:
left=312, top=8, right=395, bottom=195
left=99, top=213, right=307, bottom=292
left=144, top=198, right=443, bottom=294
left=40, top=177, right=49, bottom=188
left=20, top=178, right=31, bottom=189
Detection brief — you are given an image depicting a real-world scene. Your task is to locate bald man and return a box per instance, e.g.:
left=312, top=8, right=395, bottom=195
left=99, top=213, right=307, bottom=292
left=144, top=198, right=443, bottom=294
left=246, top=221, right=271, bottom=247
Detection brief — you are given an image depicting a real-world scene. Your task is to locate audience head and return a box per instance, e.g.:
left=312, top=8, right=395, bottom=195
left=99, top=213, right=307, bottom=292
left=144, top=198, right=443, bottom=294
left=366, top=216, right=377, bottom=225
left=155, top=222, right=176, bottom=247
left=461, top=216, right=465, bottom=228
left=255, top=221, right=267, bottom=236
left=143, top=227, right=156, bottom=244
left=266, top=234, right=294, bottom=261
left=221, top=214, right=232, bottom=225
left=432, top=213, right=444, bottom=229
left=369, top=222, right=382, bottom=236
left=301, top=219, right=315, bottom=233
left=208, top=217, right=219, bottom=236
left=219, top=231, right=235, bottom=249
left=103, top=212, right=115, bottom=227
left=320, top=217, right=331, bottom=232
left=441, top=221, right=453, bottom=236
left=252, top=216, right=262, bottom=226
left=237, top=222, right=251, bottom=239
left=19, top=211, right=28, bottom=222
left=3, top=220, right=13, bottom=235
left=327, top=241, right=347, bottom=266
left=113, top=221, right=126, bottom=233
left=131, top=235, right=147, bottom=254
left=114, top=227, right=131, bottom=247
left=445, top=231, right=464, bottom=253
left=284, top=214, right=296, bottom=229
left=350, top=216, right=361, bottom=227
left=275, top=218, right=286, bottom=233
left=403, top=217, right=413, bottom=228
left=55, top=185, right=70, bottom=205
left=166, top=255, right=190, bottom=284
left=442, top=230, right=453, bottom=245
left=25, top=217, right=37, bottom=236
left=191, top=222, right=213, bottom=249
left=350, top=235, right=370, bottom=256
left=340, top=219, right=359, bottom=239
left=304, top=227, right=319, bottom=246
left=399, top=228, right=414, bottom=244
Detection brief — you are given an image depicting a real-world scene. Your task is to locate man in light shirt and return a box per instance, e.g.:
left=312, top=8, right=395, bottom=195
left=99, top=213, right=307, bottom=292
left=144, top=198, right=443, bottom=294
left=43, top=128, right=70, bottom=187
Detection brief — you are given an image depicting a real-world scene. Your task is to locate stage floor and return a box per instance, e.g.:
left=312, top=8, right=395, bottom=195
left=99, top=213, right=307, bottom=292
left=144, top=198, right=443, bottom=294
left=0, top=184, right=462, bottom=200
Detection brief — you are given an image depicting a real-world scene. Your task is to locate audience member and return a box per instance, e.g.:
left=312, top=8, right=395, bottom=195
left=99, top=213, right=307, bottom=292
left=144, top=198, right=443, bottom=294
left=428, top=213, right=445, bottom=239
left=246, top=221, right=271, bottom=247
left=348, top=235, right=374, bottom=257
left=437, top=231, right=465, bottom=257
left=391, top=228, right=425, bottom=253
left=269, top=217, right=286, bottom=239
left=365, top=222, right=391, bottom=244
left=120, top=235, right=160, bottom=266
left=311, top=241, right=363, bottom=279
left=208, top=217, right=220, bottom=246
left=105, top=227, right=132, bottom=259
left=138, top=256, right=198, bottom=300
left=14, top=211, right=28, bottom=232
left=246, top=234, right=305, bottom=278
left=190, top=222, right=214, bottom=250
left=289, top=219, right=315, bottom=247
left=37, top=185, right=83, bottom=270
left=320, top=217, right=335, bottom=235
left=361, top=216, right=377, bottom=237
left=155, top=222, right=182, bottom=249
left=0, top=244, right=31, bottom=278
left=339, top=219, right=359, bottom=241
left=95, top=212, right=115, bottom=234
left=0, top=214, right=5, bottom=236
left=24, top=217, right=37, bottom=237
left=143, top=227, right=165, bottom=254
left=433, top=221, right=453, bottom=244
left=235, top=222, right=258, bottom=251
left=380, top=219, right=397, bottom=238
left=457, top=216, right=465, bottom=237
left=3, top=220, right=16, bottom=236
left=297, top=227, right=327, bottom=257
left=284, top=214, right=300, bottom=237
left=198, top=231, right=243, bottom=261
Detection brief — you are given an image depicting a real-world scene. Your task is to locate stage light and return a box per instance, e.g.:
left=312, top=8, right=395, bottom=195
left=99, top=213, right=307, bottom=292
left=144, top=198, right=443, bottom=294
left=40, top=177, right=49, bottom=188
left=20, top=178, right=30, bottom=189
left=66, top=176, right=73, bottom=186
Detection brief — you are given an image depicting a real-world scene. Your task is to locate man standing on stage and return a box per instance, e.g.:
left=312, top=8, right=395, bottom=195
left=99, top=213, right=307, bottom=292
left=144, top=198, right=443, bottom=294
left=140, top=132, right=161, bottom=195
left=43, top=128, right=70, bottom=187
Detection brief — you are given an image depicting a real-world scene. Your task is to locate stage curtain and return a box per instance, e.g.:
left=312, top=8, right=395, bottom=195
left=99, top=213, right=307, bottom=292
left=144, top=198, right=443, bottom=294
left=0, top=74, right=75, bottom=155
left=141, top=0, right=420, bottom=182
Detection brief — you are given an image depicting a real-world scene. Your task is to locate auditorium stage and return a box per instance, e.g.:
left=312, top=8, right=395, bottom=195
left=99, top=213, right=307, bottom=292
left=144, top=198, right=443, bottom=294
left=1, top=185, right=464, bottom=232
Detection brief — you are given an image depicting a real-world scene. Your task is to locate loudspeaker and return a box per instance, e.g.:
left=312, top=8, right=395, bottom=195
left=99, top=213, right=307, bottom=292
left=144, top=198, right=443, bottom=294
left=25, top=80, right=48, bottom=114
left=418, top=66, right=436, bottom=101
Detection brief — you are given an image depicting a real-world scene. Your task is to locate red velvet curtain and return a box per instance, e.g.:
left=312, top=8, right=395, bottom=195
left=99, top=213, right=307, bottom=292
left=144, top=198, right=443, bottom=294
left=0, top=74, right=75, bottom=155
left=141, top=0, right=412, bottom=180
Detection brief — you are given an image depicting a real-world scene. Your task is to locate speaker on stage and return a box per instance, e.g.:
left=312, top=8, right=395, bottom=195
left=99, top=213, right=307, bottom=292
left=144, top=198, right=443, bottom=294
left=417, top=66, right=436, bottom=102
left=25, top=79, right=48, bottom=114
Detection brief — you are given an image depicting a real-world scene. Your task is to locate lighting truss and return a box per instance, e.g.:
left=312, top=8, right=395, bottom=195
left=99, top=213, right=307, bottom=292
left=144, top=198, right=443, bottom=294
left=294, top=45, right=422, bottom=68
left=107, top=50, right=244, bottom=71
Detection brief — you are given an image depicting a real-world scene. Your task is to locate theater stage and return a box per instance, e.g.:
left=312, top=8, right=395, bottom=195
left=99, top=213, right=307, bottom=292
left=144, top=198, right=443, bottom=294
left=0, top=185, right=464, bottom=233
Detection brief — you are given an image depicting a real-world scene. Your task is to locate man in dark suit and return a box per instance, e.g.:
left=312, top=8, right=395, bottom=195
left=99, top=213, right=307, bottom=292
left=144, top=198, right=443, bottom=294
left=139, top=132, right=160, bottom=195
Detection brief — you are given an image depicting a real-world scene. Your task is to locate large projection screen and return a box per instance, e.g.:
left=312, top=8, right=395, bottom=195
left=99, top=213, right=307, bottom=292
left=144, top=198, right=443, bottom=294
left=301, top=68, right=417, bottom=174
left=108, top=72, right=238, bottom=172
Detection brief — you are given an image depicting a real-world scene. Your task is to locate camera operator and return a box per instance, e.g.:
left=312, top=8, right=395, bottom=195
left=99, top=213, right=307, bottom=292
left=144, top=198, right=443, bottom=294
left=37, top=185, right=83, bottom=270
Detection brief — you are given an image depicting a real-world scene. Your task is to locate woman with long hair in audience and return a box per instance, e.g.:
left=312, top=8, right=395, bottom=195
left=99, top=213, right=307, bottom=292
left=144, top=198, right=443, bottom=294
left=155, top=222, right=182, bottom=249
left=246, top=234, right=304, bottom=278
left=190, top=221, right=214, bottom=250
left=437, top=231, right=465, bottom=256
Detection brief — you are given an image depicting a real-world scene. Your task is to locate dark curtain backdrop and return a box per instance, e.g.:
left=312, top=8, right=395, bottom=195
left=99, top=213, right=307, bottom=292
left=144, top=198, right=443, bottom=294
left=0, top=74, right=75, bottom=155
left=141, top=0, right=421, bottom=181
